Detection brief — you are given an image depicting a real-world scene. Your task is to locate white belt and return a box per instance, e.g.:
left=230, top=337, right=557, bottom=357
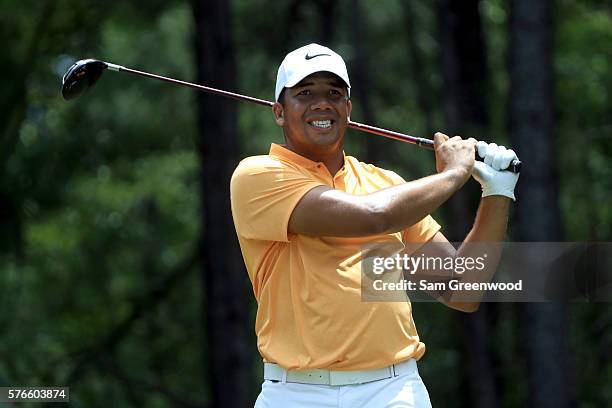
left=263, top=359, right=417, bottom=386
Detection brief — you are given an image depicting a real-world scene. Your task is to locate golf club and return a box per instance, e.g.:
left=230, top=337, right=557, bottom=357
left=62, top=59, right=521, bottom=173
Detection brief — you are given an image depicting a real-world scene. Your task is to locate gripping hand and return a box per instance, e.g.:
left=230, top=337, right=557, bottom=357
left=472, top=142, right=520, bottom=201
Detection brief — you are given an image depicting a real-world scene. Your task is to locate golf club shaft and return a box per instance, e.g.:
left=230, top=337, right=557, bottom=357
left=116, top=64, right=275, bottom=107
left=107, top=62, right=521, bottom=172
left=112, top=64, right=432, bottom=147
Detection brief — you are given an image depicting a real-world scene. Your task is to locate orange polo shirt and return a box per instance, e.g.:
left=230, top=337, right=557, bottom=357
left=230, top=144, right=441, bottom=370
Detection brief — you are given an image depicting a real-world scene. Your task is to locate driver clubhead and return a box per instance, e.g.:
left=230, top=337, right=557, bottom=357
left=61, top=59, right=108, bottom=100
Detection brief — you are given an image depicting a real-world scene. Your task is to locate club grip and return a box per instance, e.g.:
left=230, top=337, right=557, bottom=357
left=475, top=153, right=521, bottom=173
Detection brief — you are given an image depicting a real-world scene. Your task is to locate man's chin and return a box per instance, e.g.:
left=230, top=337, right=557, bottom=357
left=310, top=136, right=342, bottom=147
left=306, top=130, right=344, bottom=146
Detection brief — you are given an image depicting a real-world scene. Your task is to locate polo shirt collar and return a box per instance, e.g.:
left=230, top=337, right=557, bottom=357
left=269, top=143, right=347, bottom=172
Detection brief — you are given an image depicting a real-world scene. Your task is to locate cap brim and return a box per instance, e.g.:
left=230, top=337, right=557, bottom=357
left=284, top=61, right=351, bottom=90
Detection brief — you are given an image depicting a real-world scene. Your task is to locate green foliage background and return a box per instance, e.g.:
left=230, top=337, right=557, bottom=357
left=1, top=0, right=610, bottom=406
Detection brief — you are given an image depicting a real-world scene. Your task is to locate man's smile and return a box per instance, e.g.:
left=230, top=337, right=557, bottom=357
left=308, top=119, right=335, bottom=129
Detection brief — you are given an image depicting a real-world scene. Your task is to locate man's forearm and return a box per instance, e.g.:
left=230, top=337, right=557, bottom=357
left=449, top=196, right=511, bottom=304
left=462, top=195, right=510, bottom=244
left=370, top=168, right=470, bottom=234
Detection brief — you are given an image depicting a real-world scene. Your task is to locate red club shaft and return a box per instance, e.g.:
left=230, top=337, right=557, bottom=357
left=116, top=64, right=521, bottom=172
left=119, top=66, right=432, bottom=149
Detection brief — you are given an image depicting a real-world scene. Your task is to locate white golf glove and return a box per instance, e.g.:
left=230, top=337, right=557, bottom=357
left=472, top=141, right=520, bottom=201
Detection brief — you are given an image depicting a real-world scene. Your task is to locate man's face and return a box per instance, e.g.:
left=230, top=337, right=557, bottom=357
left=273, top=72, right=352, bottom=152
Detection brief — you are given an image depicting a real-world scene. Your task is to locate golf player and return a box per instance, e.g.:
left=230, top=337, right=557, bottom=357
left=230, top=44, right=519, bottom=407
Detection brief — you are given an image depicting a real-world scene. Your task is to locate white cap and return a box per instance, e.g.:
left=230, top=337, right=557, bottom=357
left=275, top=43, right=351, bottom=102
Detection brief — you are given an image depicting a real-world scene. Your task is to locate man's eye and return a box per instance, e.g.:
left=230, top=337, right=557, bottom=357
left=298, top=90, right=310, bottom=96
left=330, top=89, right=341, bottom=95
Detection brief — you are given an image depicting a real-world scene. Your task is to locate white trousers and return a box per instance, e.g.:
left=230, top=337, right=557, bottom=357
left=254, top=361, right=432, bottom=408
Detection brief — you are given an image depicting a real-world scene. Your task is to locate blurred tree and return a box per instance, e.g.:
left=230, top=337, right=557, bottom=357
left=1, top=1, right=206, bottom=405
left=436, top=1, right=499, bottom=407
left=193, top=0, right=252, bottom=406
left=286, top=0, right=337, bottom=45
left=350, top=0, right=384, bottom=165
left=508, top=0, right=572, bottom=407
left=437, top=0, right=487, bottom=241
left=401, top=0, right=436, bottom=137
left=554, top=3, right=612, bottom=403
left=0, top=0, right=55, bottom=256
left=315, top=0, right=337, bottom=45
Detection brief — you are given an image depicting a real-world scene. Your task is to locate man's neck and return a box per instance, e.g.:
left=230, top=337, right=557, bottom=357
left=284, top=141, right=344, bottom=175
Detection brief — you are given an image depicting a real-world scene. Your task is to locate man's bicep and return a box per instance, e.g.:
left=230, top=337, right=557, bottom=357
left=288, top=186, right=381, bottom=237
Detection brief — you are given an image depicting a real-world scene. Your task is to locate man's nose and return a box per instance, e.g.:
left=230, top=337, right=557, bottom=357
left=310, top=94, right=333, bottom=110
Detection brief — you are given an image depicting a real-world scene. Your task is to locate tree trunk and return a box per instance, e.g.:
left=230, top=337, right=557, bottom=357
left=350, top=0, right=384, bottom=165
left=437, top=1, right=499, bottom=407
left=438, top=0, right=488, bottom=132
left=287, top=0, right=337, bottom=46
left=437, top=0, right=487, bottom=241
left=193, top=1, right=252, bottom=407
left=508, top=1, right=572, bottom=407
left=314, top=0, right=337, bottom=45
left=453, top=306, right=499, bottom=408
left=0, top=0, right=55, bottom=258
left=402, top=0, right=436, bottom=138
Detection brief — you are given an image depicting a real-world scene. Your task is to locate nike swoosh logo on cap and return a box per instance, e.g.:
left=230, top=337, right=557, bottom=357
left=305, top=53, right=331, bottom=60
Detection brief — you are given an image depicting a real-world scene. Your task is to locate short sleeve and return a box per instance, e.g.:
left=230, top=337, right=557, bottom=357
left=230, top=156, right=325, bottom=242
left=380, top=169, right=442, bottom=244
left=401, top=215, right=441, bottom=244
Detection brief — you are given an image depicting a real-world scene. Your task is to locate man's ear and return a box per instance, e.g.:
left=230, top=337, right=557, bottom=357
left=272, top=102, right=284, bottom=126
left=347, top=99, right=352, bottom=121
